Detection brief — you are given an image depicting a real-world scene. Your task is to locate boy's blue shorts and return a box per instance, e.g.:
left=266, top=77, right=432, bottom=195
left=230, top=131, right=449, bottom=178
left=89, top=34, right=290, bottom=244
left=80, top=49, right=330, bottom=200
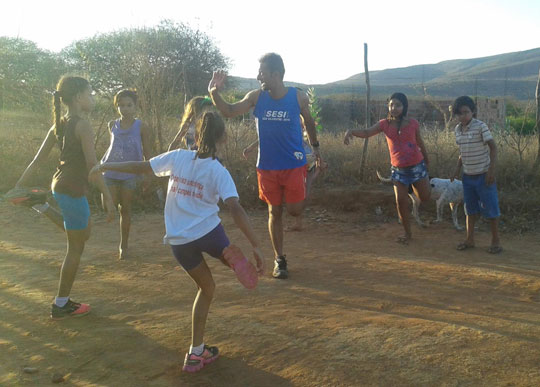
left=462, top=173, right=500, bottom=219
left=52, top=192, right=91, bottom=230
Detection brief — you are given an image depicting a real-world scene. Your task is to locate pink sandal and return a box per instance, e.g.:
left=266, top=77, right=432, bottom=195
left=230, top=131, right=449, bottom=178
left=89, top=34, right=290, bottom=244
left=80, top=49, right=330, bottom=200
left=222, top=245, right=258, bottom=289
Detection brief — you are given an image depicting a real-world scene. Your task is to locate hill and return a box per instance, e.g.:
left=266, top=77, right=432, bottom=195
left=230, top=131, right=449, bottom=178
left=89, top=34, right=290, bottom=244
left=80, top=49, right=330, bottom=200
left=231, top=47, right=540, bottom=100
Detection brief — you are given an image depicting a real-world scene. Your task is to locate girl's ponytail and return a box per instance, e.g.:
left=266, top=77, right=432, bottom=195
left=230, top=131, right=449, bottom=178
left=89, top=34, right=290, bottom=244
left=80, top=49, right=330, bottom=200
left=52, top=76, right=90, bottom=146
left=195, top=112, right=225, bottom=160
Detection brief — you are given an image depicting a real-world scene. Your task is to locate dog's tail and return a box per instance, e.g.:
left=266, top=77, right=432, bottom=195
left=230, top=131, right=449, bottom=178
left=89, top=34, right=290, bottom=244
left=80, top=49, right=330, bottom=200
left=377, top=170, right=414, bottom=193
left=376, top=170, right=392, bottom=183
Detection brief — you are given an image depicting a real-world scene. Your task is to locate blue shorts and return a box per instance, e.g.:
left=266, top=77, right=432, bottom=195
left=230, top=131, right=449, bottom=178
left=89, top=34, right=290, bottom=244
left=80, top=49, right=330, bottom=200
left=170, top=224, right=230, bottom=271
left=104, top=177, right=138, bottom=190
left=391, top=160, right=428, bottom=185
left=462, top=173, right=500, bottom=218
left=52, top=192, right=91, bottom=230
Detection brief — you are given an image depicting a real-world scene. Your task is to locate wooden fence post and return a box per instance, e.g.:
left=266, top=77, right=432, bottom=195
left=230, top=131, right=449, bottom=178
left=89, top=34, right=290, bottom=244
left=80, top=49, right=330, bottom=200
left=534, top=66, right=540, bottom=169
left=359, top=43, right=371, bottom=181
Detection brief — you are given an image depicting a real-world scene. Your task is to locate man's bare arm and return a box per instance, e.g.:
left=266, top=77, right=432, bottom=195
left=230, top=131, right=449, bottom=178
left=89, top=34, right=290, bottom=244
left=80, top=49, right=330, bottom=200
left=208, top=70, right=259, bottom=118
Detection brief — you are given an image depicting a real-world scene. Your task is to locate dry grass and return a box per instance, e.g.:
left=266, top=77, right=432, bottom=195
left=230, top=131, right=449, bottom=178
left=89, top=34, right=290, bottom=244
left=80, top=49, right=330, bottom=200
left=2, top=110, right=540, bottom=231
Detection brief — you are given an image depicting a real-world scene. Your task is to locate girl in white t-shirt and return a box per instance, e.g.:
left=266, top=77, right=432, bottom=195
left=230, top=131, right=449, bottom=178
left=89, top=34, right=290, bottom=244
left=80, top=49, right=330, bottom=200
left=92, top=112, right=265, bottom=373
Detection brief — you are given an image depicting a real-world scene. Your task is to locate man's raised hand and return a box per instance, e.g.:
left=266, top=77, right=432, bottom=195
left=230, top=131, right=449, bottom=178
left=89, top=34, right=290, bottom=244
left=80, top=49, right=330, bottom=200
left=208, top=70, right=227, bottom=93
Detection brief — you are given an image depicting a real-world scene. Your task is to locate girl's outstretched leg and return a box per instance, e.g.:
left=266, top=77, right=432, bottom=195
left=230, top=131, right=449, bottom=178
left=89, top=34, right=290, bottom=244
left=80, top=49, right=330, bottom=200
left=412, top=176, right=431, bottom=203
left=222, top=244, right=258, bottom=289
left=32, top=203, right=65, bottom=231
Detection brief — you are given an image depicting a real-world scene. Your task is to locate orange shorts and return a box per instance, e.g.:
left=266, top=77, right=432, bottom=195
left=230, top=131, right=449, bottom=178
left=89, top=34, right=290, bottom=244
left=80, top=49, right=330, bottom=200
left=256, top=166, right=307, bottom=206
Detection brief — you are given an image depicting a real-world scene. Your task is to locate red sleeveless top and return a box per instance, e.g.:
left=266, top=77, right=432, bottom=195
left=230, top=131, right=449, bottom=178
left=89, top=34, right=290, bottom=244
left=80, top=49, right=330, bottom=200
left=379, top=118, right=423, bottom=168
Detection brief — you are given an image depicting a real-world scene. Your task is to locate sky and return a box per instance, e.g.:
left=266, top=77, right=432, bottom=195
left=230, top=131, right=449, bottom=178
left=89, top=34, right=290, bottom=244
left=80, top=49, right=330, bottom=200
left=2, top=0, right=540, bottom=85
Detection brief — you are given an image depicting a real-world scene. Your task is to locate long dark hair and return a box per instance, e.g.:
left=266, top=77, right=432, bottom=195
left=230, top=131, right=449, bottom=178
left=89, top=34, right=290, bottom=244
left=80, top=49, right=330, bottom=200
left=53, top=76, right=90, bottom=144
left=195, top=112, right=225, bottom=159
left=387, top=92, right=408, bottom=134
left=181, top=96, right=214, bottom=129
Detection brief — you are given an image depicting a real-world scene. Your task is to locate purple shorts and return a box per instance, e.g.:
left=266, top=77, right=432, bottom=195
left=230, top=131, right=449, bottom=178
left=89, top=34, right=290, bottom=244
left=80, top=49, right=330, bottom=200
left=170, top=224, right=230, bottom=271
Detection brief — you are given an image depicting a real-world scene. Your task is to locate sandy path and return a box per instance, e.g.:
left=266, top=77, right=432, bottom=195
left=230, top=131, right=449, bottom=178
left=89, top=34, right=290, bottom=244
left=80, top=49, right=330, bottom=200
left=1, top=197, right=540, bottom=386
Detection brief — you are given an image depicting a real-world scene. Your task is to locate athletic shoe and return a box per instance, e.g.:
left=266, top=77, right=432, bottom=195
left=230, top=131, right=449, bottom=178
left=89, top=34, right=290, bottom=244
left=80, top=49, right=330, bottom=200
left=182, top=345, right=219, bottom=373
left=272, top=256, right=288, bottom=279
left=51, top=300, right=91, bottom=320
left=222, top=245, right=258, bottom=289
left=5, top=187, right=47, bottom=207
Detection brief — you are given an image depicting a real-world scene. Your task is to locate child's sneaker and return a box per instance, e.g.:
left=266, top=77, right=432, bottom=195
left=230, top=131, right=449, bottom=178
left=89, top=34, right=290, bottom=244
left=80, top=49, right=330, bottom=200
left=272, top=255, right=288, bottom=279
left=5, top=187, right=48, bottom=207
left=222, top=245, right=258, bottom=289
left=51, top=299, right=91, bottom=320
left=182, top=345, right=219, bottom=373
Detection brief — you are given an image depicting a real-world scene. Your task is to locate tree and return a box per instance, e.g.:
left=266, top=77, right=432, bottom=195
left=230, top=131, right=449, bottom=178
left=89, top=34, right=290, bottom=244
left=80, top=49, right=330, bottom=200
left=307, top=87, right=323, bottom=132
left=0, top=37, right=66, bottom=112
left=62, top=20, right=229, bottom=152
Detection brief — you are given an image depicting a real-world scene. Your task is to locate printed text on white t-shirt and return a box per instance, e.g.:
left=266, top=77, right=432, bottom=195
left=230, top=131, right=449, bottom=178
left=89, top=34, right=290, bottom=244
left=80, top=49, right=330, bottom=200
left=169, top=174, right=204, bottom=199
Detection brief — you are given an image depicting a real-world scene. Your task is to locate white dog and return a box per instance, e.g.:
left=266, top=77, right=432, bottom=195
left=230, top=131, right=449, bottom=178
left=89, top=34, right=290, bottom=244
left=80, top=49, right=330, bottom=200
left=376, top=171, right=464, bottom=230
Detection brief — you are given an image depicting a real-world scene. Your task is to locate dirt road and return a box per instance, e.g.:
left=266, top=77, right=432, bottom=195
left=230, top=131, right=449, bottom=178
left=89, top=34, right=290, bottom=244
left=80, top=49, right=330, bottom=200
left=1, top=197, right=540, bottom=386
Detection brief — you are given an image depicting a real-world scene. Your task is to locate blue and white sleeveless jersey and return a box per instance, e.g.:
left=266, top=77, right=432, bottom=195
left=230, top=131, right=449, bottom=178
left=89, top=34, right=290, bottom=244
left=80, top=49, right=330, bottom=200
left=253, top=87, right=306, bottom=170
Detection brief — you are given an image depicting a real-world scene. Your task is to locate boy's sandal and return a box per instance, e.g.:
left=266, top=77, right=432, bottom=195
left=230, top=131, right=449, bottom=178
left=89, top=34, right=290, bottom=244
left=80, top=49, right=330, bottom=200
left=456, top=242, right=475, bottom=251
left=487, top=245, right=503, bottom=254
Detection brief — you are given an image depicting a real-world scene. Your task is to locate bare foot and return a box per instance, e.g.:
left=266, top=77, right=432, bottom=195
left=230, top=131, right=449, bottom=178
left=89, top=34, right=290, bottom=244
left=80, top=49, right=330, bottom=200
left=118, top=247, right=129, bottom=260
left=286, top=224, right=303, bottom=232
left=286, top=217, right=304, bottom=232
left=396, top=235, right=411, bottom=245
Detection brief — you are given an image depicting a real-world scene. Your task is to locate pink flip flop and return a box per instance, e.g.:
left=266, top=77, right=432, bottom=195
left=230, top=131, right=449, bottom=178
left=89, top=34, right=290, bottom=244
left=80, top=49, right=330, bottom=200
left=222, top=245, right=258, bottom=289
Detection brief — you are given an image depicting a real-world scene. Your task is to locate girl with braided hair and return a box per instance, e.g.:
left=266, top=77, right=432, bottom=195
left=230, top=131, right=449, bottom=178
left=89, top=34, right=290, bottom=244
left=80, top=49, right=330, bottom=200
left=92, top=111, right=265, bottom=373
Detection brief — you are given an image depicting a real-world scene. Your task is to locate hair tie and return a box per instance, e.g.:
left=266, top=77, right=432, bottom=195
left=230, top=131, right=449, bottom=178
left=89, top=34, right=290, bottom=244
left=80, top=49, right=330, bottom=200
left=203, top=96, right=212, bottom=105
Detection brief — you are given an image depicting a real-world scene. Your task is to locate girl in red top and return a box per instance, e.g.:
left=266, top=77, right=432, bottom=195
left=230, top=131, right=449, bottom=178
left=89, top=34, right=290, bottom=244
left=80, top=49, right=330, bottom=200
left=344, top=92, right=431, bottom=244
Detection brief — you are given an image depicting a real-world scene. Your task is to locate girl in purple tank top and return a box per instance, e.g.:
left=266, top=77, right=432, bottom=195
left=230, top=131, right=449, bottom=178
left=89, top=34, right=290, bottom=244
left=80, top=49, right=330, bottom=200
left=101, top=89, right=152, bottom=260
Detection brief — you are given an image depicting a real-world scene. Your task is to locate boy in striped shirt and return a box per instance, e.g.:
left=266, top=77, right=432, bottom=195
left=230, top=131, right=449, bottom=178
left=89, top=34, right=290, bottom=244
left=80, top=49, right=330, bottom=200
left=451, top=96, right=502, bottom=254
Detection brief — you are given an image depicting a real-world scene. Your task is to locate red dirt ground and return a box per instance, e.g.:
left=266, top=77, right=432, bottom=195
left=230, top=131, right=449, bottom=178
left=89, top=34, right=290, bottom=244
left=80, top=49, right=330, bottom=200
left=1, top=188, right=540, bottom=386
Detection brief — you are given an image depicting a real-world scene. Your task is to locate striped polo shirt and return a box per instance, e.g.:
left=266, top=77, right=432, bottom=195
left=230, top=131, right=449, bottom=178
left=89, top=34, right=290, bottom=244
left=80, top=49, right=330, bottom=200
left=455, top=118, right=493, bottom=175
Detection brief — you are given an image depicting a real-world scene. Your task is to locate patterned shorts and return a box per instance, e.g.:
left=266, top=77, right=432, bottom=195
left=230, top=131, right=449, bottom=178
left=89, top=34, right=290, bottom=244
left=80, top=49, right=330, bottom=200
left=391, top=160, right=428, bottom=185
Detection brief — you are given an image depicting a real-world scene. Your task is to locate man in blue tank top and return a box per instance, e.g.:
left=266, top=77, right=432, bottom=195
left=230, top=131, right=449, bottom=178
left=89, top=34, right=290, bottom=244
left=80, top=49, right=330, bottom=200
left=208, top=53, right=324, bottom=280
